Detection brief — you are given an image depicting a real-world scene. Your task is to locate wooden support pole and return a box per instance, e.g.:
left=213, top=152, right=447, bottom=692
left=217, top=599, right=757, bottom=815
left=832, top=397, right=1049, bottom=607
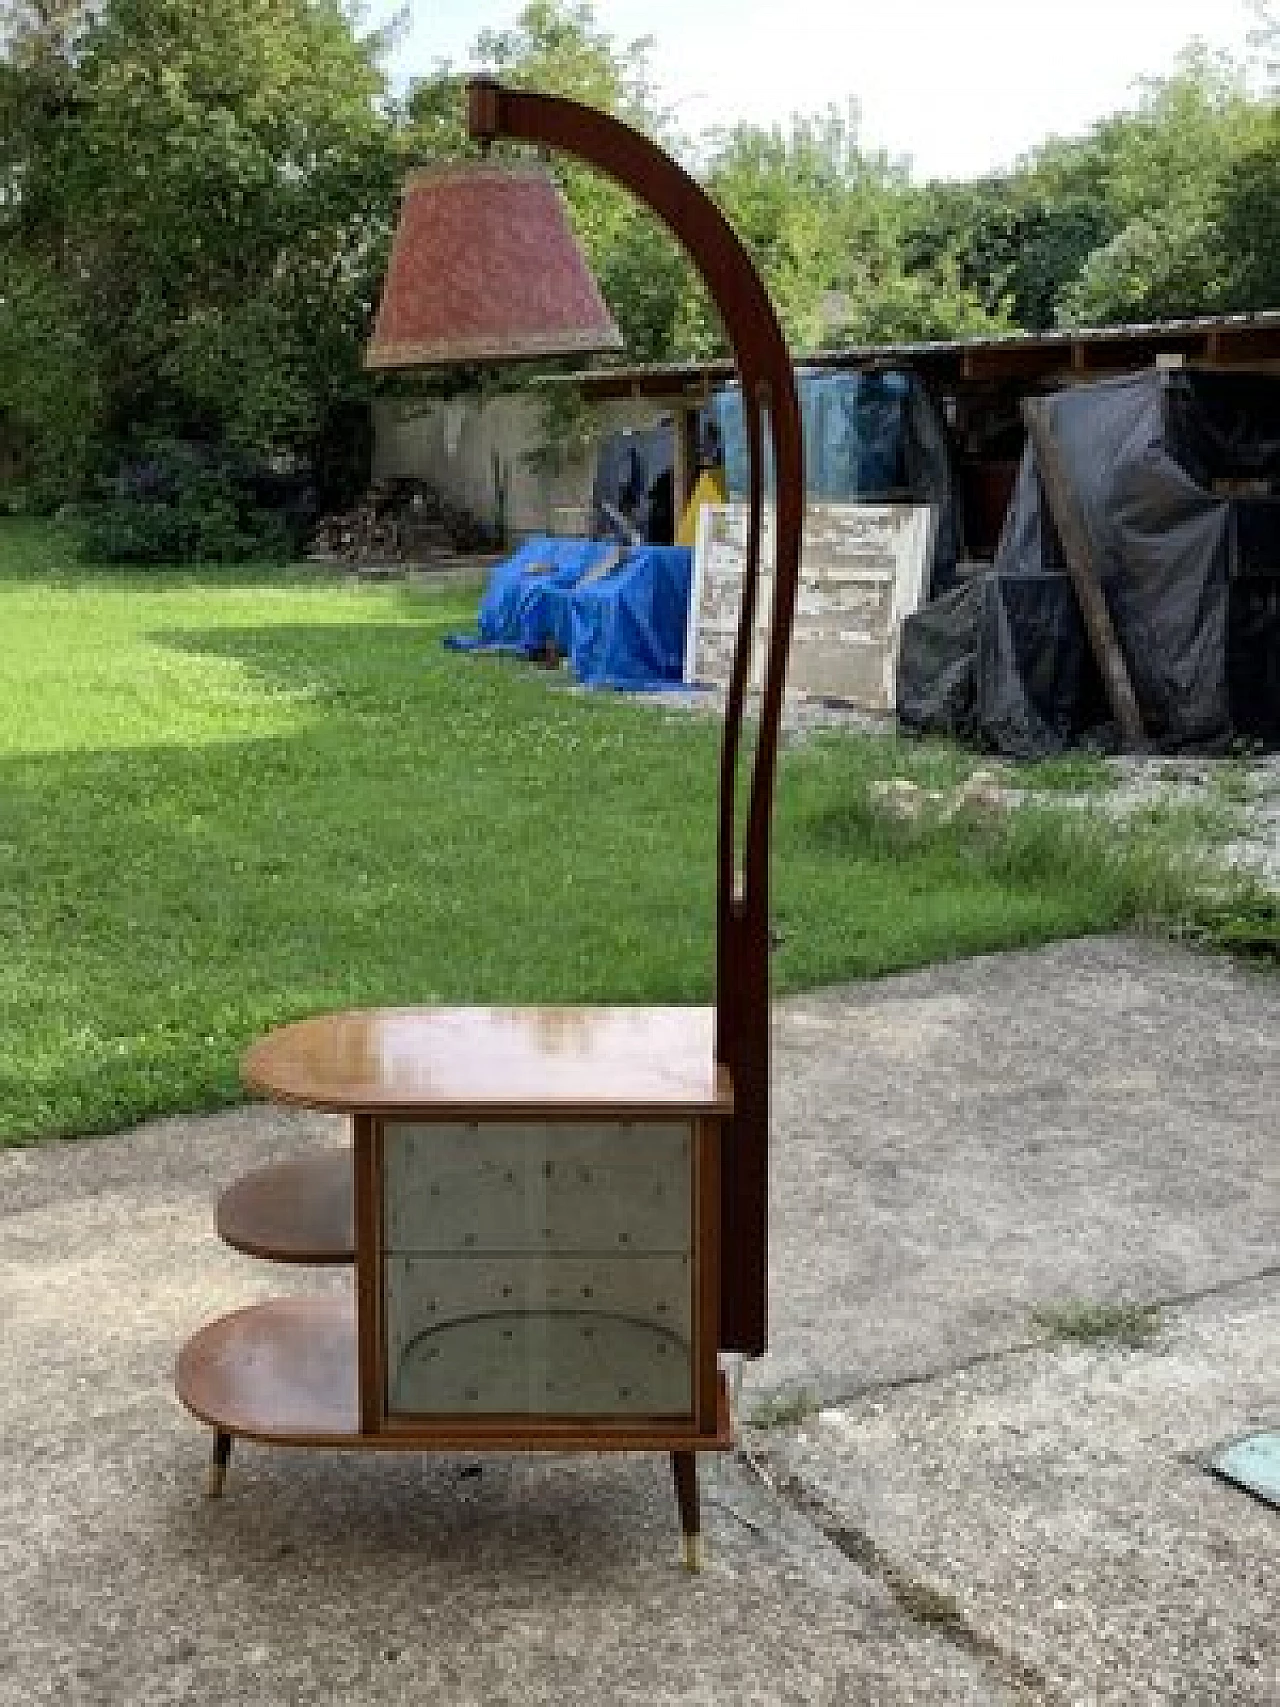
left=467, top=77, right=803, bottom=1357
left=1020, top=396, right=1148, bottom=751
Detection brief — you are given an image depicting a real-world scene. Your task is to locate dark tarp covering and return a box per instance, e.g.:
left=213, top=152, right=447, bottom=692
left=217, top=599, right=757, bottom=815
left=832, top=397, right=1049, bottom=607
left=591, top=422, right=675, bottom=544
left=1230, top=580, right=1280, bottom=743
left=998, top=370, right=1232, bottom=747
left=898, top=369, right=1280, bottom=755
left=898, top=573, right=1104, bottom=758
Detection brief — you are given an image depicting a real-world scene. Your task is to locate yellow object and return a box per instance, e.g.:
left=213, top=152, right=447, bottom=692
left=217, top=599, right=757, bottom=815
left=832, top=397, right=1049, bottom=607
left=676, top=467, right=728, bottom=548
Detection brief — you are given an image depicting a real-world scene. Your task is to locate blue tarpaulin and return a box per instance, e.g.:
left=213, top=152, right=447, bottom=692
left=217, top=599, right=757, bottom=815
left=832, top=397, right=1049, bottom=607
left=708, top=367, right=958, bottom=592
left=467, top=534, right=619, bottom=657
left=570, top=546, right=693, bottom=690
left=447, top=537, right=693, bottom=691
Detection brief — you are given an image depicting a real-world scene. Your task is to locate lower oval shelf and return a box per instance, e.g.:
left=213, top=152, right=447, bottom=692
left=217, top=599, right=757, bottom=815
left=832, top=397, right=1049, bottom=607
left=176, top=1296, right=731, bottom=1451
left=177, top=1295, right=361, bottom=1444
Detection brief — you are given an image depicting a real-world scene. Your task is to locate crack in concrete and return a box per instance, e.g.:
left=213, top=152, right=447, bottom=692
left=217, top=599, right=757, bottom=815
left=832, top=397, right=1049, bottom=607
left=800, top=1259, right=1280, bottom=1413
left=732, top=1265, right=1280, bottom=1702
left=739, top=1448, right=1062, bottom=1707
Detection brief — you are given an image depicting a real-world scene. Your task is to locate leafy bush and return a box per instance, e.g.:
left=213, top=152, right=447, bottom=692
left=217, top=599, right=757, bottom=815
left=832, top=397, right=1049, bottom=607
left=77, top=440, right=311, bottom=564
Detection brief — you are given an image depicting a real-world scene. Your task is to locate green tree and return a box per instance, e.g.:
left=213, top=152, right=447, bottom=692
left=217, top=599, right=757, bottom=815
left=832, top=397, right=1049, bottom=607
left=902, top=149, right=1118, bottom=332
left=1055, top=49, right=1269, bottom=325
left=0, top=252, right=102, bottom=493
left=700, top=113, right=860, bottom=348
left=902, top=47, right=1278, bottom=334
left=1213, top=103, right=1280, bottom=309
left=0, top=2, right=103, bottom=492
left=2, top=0, right=399, bottom=515
left=702, top=109, right=1006, bottom=349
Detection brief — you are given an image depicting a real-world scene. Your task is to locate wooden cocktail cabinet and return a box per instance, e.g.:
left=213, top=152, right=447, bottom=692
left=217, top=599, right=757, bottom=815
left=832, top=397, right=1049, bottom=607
left=176, top=76, right=802, bottom=1571
left=177, top=1008, right=731, bottom=1566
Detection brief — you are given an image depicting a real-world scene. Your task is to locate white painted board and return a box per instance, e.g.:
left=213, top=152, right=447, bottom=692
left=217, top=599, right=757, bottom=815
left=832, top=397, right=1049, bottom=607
left=686, top=501, right=936, bottom=710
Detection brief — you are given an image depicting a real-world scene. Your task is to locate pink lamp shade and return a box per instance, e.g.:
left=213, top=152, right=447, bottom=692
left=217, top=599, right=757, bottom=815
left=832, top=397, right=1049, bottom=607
left=365, top=160, right=624, bottom=368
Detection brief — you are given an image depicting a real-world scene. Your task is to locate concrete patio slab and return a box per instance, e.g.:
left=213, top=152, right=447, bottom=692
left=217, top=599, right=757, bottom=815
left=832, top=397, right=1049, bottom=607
left=766, top=1277, right=1279, bottom=1706
left=1, top=935, right=1275, bottom=1704
left=759, top=935, right=1279, bottom=1403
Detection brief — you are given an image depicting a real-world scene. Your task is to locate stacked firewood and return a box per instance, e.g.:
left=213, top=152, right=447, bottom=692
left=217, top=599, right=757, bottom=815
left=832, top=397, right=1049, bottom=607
left=311, top=479, right=502, bottom=566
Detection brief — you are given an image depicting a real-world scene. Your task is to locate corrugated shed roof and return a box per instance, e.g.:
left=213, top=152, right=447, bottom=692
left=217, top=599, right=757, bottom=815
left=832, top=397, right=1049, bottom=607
left=544, top=310, right=1280, bottom=399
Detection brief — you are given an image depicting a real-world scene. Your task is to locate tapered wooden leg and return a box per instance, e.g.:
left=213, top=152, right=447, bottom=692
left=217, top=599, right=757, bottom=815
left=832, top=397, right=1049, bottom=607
left=205, top=1430, right=232, bottom=1499
left=671, top=1451, right=701, bottom=1572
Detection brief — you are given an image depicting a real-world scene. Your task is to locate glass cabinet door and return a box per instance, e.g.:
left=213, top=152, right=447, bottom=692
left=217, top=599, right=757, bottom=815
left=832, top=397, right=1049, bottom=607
left=381, top=1121, right=695, bottom=1418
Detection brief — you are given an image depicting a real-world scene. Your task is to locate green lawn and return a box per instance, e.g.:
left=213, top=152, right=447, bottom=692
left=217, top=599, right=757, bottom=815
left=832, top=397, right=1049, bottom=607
left=0, top=519, right=1254, bottom=1143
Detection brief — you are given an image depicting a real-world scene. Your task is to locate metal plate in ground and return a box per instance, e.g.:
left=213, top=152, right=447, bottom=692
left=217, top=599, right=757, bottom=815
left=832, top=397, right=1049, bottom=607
left=1209, top=1433, right=1280, bottom=1509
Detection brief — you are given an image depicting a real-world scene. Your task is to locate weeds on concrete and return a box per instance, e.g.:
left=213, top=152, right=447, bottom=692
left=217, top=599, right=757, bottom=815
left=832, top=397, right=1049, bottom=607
left=1187, top=886, right=1280, bottom=961
left=1032, top=1301, right=1163, bottom=1349
left=747, top=1389, right=822, bottom=1430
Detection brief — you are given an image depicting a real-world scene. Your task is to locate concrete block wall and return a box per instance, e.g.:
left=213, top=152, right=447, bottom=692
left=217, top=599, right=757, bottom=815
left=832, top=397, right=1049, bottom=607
left=372, top=394, right=669, bottom=539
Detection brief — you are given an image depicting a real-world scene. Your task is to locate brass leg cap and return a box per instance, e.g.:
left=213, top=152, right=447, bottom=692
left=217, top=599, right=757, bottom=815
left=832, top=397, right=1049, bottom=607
left=205, top=1462, right=227, bottom=1500
left=681, top=1533, right=703, bottom=1574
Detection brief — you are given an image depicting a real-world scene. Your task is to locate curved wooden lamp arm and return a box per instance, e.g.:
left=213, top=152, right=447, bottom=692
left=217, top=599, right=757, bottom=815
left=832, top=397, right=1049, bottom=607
left=468, top=79, right=803, bottom=1355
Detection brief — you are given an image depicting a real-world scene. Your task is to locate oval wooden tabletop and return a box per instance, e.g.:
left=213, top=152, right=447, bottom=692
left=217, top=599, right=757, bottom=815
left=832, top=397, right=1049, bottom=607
left=241, top=1006, right=732, bottom=1118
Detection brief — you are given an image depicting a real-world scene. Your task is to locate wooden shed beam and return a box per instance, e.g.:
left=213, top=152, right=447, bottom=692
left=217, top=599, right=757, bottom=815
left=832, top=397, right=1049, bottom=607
left=1021, top=397, right=1148, bottom=752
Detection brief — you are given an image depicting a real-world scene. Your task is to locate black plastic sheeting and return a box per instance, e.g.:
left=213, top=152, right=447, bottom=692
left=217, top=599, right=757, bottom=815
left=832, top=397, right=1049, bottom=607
left=898, top=573, right=1106, bottom=758
left=1230, top=580, right=1280, bottom=744
left=899, top=369, right=1280, bottom=755
left=591, top=423, right=675, bottom=544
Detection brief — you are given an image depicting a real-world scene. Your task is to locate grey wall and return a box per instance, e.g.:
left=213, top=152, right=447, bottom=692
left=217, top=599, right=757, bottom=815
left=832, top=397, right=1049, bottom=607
left=372, top=394, right=671, bottom=538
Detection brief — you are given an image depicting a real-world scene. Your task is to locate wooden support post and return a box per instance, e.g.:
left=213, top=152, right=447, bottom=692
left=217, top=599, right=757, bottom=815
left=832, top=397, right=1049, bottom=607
left=1020, top=396, right=1148, bottom=751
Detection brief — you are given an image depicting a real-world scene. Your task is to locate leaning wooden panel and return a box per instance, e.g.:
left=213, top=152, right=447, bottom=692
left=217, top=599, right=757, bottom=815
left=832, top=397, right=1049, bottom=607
left=783, top=502, right=935, bottom=710
left=688, top=499, right=934, bottom=710
left=686, top=502, right=774, bottom=689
